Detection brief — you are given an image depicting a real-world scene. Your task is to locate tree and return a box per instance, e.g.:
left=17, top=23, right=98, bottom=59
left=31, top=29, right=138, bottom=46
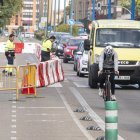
left=121, top=0, right=140, bottom=17
left=0, top=0, right=22, bottom=27
left=56, top=24, right=79, bottom=36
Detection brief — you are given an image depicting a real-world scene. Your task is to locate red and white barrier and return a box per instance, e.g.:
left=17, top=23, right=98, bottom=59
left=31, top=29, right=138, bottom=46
left=37, top=59, right=64, bottom=87
left=0, top=42, right=64, bottom=87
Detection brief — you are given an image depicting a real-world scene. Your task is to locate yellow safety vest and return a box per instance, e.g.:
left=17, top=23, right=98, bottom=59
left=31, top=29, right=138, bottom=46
left=42, top=40, right=52, bottom=52
left=5, top=40, right=15, bottom=51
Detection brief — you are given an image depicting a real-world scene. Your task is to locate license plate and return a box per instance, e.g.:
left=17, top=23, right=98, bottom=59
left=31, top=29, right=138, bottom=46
left=115, top=76, right=130, bottom=80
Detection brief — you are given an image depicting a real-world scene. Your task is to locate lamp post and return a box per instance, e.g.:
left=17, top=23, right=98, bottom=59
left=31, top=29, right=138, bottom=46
left=58, top=0, right=60, bottom=24
left=54, top=0, right=56, bottom=31
left=64, top=0, right=66, bottom=24
left=70, top=0, right=73, bottom=35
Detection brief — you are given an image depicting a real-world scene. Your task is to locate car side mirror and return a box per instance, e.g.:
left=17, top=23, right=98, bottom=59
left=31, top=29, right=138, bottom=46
left=84, top=39, right=90, bottom=51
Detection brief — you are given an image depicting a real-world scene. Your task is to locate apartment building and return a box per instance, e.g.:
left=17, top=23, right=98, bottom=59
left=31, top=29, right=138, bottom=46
left=7, top=0, right=53, bottom=32
left=73, top=0, right=128, bottom=21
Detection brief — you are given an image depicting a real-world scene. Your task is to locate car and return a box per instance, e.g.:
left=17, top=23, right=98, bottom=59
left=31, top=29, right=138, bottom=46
left=55, top=35, right=73, bottom=57
left=76, top=50, right=89, bottom=77
left=73, top=41, right=88, bottom=76
left=3, top=31, right=9, bottom=37
left=63, top=37, right=84, bottom=63
left=73, top=41, right=85, bottom=71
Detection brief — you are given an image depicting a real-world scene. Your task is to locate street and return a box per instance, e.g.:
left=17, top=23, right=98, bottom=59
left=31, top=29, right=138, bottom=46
left=0, top=56, right=140, bottom=140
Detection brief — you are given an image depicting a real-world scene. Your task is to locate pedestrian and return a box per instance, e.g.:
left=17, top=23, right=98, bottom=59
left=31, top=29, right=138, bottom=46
left=41, top=35, right=56, bottom=62
left=98, top=45, right=119, bottom=101
left=2, top=34, right=15, bottom=76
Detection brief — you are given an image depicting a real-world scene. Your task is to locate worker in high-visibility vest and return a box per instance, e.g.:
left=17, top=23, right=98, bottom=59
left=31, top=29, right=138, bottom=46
left=2, top=34, right=15, bottom=76
left=41, top=35, right=56, bottom=62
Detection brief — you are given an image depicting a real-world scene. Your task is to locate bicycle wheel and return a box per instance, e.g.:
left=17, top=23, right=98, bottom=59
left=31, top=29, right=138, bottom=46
left=105, top=81, right=111, bottom=101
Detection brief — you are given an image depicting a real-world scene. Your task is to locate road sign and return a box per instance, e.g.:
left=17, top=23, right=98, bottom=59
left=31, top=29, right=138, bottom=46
left=67, top=19, right=75, bottom=25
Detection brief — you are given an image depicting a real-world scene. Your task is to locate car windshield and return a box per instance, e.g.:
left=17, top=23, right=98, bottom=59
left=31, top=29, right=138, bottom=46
left=96, top=28, right=140, bottom=48
left=68, top=39, right=83, bottom=46
left=60, top=38, right=70, bottom=44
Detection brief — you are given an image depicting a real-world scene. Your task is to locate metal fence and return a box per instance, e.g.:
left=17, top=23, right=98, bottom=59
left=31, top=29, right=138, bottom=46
left=0, top=64, right=37, bottom=100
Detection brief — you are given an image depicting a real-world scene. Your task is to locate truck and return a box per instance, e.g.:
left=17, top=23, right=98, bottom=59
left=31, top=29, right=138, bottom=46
left=84, top=20, right=140, bottom=88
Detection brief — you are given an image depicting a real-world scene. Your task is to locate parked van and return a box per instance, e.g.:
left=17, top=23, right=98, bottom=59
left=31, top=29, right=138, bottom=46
left=84, top=20, right=140, bottom=88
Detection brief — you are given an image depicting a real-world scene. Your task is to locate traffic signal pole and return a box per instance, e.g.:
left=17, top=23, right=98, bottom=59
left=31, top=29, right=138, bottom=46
left=92, top=0, right=96, bottom=20
left=70, top=0, right=73, bottom=35
left=131, top=0, right=135, bottom=20
left=108, top=0, right=111, bottom=19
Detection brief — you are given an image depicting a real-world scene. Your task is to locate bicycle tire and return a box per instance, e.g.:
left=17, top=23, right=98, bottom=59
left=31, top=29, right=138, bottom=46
left=104, top=80, right=111, bottom=101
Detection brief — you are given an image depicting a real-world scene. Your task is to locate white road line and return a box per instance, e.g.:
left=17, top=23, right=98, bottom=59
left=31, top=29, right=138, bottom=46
left=56, top=87, right=94, bottom=140
left=11, top=125, right=16, bottom=128
left=48, top=82, right=63, bottom=87
left=18, top=107, right=65, bottom=109
left=11, top=119, right=16, bottom=122
left=11, top=137, right=17, bottom=140
left=69, top=87, right=125, bottom=140
left=25, top=120, right=64, bottom=123
left=73, top=82, right=89, bottom=87
left=25, top=113, right=62, bottom=116
left=11, top=131, right=16, bottom=134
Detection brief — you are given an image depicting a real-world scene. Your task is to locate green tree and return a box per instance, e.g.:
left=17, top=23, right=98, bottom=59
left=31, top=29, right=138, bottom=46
left=56, top=24, right=79, bottom=36
left=0, top=0, right=22, bottom=27
left=121, top=0, right=140, bottom=16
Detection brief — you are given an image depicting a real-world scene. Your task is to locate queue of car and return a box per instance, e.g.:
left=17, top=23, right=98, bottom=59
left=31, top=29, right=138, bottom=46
left=51, top=31, right=89, bottom=77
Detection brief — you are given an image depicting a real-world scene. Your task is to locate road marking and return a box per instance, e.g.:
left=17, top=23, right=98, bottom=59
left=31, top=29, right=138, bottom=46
left=56, top=87, right=94, bottom=140
left=11, top=131, right=16, bottom=134
left=48, top=82, right=62, bottom=87
left=73, top=82, right=89, bottom=87
left=25, top=120, right=65, bottom=123
left=25, top=113, right=62, bottom=116
left=11, top=137, right=17, bottom=140
left=18, top=106, right=65, bottom=109
left=11, top=125, right=16, bottom=128
left=69, top=87, right=124, bottom=140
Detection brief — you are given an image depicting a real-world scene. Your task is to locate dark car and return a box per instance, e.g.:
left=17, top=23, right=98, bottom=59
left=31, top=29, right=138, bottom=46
left=55, top=35, right=73, bottom=57
left=63, top=37, right=84, bottom=63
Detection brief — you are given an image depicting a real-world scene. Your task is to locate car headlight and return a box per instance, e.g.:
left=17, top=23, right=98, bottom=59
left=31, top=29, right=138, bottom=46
left=95, top=54, right=100, bottom=63
left=82, top=60, right=88, bottom=65
left=136, top=61, right=140, bottom=65
left=66, top=48, right=71, bottom=52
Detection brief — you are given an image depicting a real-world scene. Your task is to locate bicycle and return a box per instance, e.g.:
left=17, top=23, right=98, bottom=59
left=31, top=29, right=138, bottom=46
left=102, top=70, right=114, bottom=101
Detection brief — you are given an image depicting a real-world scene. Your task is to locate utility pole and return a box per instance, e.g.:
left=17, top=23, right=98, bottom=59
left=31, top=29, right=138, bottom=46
left=108, top=0, right=111, bottom=19
left=58, top=0, right=60, bottom=24
left=70, top=0, right=73, bottom=35
left=92, top=0, right=96, bottom=20
left=50, top=0, right=53, bottom=30
left=44, top=0, right=48, bottom=37
left=54, top=0, right=56, bottom=31
left=64, top=0, right=66, bottom=24
left=131, top=0, right=135, bottom=20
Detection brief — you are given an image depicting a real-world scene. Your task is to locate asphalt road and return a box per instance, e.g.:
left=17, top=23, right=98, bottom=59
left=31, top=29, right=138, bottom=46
left=0, top=37, right=139, bottom=140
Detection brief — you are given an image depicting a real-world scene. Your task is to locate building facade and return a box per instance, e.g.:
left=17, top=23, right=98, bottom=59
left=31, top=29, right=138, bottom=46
left=7, top=0, right=53, bottom=32
left=72, top=0, right=130, bottom=21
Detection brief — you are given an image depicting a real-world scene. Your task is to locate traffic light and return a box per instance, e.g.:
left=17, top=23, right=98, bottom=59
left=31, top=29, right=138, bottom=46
left=0, top=0, right=3, bottom=6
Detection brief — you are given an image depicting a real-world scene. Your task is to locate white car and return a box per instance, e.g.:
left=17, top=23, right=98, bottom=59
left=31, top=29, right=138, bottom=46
left=77, top=50, right=89, bottom=77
